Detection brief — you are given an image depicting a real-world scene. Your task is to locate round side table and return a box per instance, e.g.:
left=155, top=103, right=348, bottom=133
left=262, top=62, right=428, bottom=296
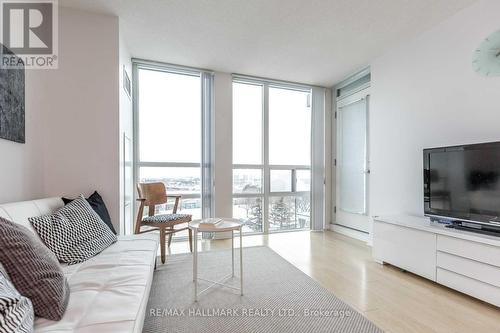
left=189, top=218, right=243, bottom=302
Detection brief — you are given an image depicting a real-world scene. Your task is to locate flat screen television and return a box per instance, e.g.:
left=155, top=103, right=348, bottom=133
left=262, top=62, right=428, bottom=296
left=424, top=141, right=500, bottom=229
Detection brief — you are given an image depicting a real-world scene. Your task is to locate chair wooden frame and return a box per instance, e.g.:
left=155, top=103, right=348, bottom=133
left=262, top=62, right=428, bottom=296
left=135, top=182, right=193, bottom=264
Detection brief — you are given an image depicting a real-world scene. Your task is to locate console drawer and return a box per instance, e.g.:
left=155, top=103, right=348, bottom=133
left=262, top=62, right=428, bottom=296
left=437, top=251, right=500, bottom=288
left=436, top=235, right=500, bottom=268
left=437, top=268, right=500, bottom=307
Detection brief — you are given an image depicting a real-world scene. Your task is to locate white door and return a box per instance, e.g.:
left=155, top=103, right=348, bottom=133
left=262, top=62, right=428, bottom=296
left=336, top=93, right=370, bottom=233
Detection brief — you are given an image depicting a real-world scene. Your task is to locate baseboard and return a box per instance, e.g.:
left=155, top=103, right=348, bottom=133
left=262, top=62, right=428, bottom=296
left=329, top=223, right=371, bottom=244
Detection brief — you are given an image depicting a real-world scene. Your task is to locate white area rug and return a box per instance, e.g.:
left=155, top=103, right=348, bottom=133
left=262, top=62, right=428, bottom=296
left=144, top=246, right=383, bottom=333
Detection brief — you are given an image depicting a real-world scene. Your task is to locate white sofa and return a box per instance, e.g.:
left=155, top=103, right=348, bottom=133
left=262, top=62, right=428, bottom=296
left=0, top=197, right=159, bottom=333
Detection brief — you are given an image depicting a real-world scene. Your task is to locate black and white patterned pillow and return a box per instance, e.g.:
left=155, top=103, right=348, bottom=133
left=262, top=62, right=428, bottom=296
left=0, top=264, right=34, bottom=333
left=29, top=196, right=117, bottom=265
left=0, top=218, right=69, bottom=321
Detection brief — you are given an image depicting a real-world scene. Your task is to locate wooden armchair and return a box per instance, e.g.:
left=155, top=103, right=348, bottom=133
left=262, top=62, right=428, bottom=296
left=135, top=182, right=193, bottom=264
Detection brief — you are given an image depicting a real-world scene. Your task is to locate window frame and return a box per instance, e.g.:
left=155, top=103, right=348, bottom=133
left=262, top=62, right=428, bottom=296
left=232, top=76, right=313, bottom=234
left=133, top=60, right=214, bottom=226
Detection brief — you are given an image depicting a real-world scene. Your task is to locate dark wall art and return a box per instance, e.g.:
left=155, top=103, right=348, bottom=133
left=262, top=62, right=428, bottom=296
left=0, top=44, right=25, bottom=144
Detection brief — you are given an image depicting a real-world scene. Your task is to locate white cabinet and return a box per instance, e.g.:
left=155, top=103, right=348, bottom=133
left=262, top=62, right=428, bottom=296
left=373, top=221, right=436, bottom=281
left=373, top=215, right=500, bottom=307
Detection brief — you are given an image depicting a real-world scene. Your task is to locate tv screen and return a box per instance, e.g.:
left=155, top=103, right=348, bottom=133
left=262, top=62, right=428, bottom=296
left=424, top=142, right=500, bottom=224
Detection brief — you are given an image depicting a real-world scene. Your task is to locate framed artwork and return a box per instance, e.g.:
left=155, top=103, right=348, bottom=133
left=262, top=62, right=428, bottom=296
left=0, top=45, right=25, bottom=143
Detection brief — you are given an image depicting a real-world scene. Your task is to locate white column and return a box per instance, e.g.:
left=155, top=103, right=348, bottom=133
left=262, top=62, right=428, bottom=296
left=201, top=72, right=215, bottom=218
left=311, top=87, right=326, bottom=231
left=325, top=88, right=334, bottom=226
left=213, top=72, right=233, bottom=238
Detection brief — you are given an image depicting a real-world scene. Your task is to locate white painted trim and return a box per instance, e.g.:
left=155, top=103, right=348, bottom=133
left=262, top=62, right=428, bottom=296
left=335, top=67, right=371, bottom=90
left=232, top=193, right=264, bottom=198
left=263, top=82, right=270, bottom=234
left=132, top=58, right=213, bottom=75
left=132, top=61, right=140, bottom=222
left=233, top=164, right=263, bottom=169
left=233, top=165, right=310, bottom=171
left=137, top=162, right=200, bottom=168
left=330, top=223, right=371, bottom=244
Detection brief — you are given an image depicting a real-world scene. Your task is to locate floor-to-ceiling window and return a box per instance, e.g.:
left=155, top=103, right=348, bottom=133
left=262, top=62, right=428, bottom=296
left=268, top=86, right=311, bottom=232
left=232, top=78, right=312, bottom=233
left=135, top=66, right=203, bottom=231
left=232, top=82, right=264, bottom=232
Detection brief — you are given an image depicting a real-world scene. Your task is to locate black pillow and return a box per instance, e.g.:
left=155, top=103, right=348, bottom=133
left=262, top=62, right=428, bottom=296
left=62, top=191, right=117, bottom=234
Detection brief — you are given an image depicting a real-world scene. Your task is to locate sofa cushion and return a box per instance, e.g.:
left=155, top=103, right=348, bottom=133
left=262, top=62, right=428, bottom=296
left=142, top=213, right=192, bottom=223
left=0, top=198, right=63, bottom=235
left=0, top=217, right=69, bottom=321
left=34, top=233, right=159, bottom=333
left=62, top=191, right=116, bottom=235
left=29, top=196, right=117, bottom=265
left=0, top=263, right=35, bottom=333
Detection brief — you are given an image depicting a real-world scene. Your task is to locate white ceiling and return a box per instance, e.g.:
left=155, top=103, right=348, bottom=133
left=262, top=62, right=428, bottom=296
left=60, top=0, right=476, bottom=86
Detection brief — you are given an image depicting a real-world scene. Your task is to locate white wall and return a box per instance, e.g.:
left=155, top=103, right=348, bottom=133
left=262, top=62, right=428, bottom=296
left=0, top=70, right=45, bottom=203
left=39, top=7, right=120, bottom=229
left=0, top=8, right=123, bottom=231
left=324, top=88, right=334, bottom=225
left=370, top=0, right=500, bottom=217
left=119, top=19, right=134, bottom=235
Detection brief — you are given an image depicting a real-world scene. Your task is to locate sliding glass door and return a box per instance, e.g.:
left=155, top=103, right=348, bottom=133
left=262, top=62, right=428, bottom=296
left=232, top=79, right=311, bottom=233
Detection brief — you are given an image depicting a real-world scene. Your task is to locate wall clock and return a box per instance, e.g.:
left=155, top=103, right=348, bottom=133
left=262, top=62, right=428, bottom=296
left=472, top=29, right=500, bottom=77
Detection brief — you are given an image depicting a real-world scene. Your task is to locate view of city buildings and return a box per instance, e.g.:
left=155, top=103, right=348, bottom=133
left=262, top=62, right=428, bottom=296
left=141, top=170, right=311, bottom=233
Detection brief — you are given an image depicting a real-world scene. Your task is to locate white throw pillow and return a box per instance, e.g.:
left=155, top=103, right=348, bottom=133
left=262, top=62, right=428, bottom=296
left=29, top=196, right=117, bottom=265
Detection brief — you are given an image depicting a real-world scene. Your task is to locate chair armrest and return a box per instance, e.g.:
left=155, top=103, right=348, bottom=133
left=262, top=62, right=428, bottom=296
left=168, top=195, right=181, bottom=213
left=135, top=198, right=147, bottom=234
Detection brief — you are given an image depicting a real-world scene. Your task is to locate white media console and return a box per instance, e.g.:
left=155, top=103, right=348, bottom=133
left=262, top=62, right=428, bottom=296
left=372, top=215, right=500, bottom=307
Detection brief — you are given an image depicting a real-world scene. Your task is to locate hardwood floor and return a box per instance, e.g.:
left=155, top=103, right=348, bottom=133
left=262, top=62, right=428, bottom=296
left=166, top=230, right=500, bottom=333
